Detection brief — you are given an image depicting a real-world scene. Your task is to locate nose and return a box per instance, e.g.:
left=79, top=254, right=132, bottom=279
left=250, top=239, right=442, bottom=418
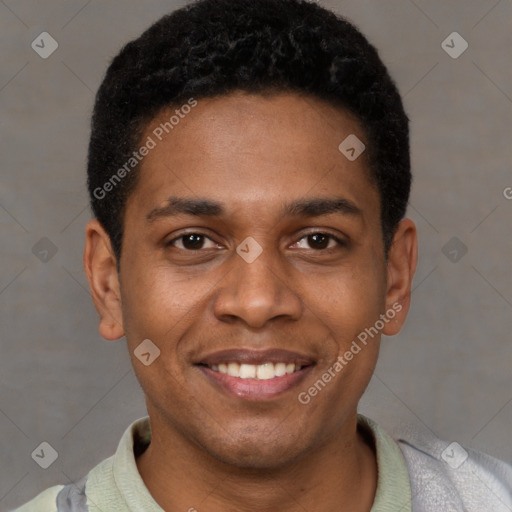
left=212, top=243, right=303, bottom=329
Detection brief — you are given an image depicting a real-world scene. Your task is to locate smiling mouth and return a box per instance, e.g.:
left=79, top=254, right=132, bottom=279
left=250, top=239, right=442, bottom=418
left=198, top=363, right=314, bottom=400
left=200, top=361, right=305, bottom=380
left=195, top=349, right=315, bottom=400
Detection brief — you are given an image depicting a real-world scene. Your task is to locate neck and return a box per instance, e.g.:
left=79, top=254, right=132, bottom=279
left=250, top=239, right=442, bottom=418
left=136, top=412, right=377, bottom=512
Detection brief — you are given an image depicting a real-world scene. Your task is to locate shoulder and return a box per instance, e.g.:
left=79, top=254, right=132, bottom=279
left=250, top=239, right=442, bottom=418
left=8, top=485, right=64, bottom=512
left=395, top=424, right=512, bottom=512
left=9, top=474, right=89, bottom=512
left=8, top=417, right=148, bottom=512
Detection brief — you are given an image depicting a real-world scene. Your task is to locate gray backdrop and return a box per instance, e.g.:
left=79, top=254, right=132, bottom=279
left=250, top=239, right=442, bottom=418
left=1, top=0, right=511, bottom=510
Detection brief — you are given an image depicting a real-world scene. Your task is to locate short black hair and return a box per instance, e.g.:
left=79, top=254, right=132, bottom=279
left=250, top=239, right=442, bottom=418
left=87, top=0, right=410, bottom=265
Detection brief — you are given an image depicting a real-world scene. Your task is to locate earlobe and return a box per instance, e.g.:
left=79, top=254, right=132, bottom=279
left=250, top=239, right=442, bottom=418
left=382, top=218, right=418, bottom=336
left=83, top=218, right=125, bottom=341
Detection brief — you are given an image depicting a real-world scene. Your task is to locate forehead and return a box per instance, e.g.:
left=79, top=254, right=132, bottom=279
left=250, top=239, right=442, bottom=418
left=125, top=92, right=379, bottom=223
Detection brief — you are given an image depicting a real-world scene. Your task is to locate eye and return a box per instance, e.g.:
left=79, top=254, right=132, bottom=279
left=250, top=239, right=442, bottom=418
left=166, top=233, right=219, bottom=251
left=165, top=231, right=346, bottom=253
left=293, top=232, right=346, bottom=251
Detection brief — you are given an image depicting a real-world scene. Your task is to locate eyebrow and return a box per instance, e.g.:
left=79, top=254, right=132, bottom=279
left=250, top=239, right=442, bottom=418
left=146, top=195, right=362, bottom=224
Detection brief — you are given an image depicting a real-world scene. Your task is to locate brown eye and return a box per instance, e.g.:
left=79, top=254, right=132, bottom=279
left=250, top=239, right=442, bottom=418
left=294, top=232, right=346, bottom=251
left=308, top=233, right=330, bottom=249
left=166, top=233, right=217, bottom=250
left=181, top=234, right=205, bottom=250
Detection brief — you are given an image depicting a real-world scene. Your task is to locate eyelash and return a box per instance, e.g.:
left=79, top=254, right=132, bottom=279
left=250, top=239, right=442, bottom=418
left=165, top=231, right=347, bottom=252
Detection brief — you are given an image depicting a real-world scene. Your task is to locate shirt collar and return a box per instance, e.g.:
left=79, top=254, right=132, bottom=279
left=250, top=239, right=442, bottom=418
left=86, top=414, right=411, bottom=512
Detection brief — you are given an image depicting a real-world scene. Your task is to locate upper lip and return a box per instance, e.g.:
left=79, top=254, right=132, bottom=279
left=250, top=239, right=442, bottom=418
left=197, top=349, right=315, bottom=367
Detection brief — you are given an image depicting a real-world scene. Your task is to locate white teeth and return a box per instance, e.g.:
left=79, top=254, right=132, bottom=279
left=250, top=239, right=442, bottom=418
left=212, top=362, right=301, bottom=379
left=274, top=362, right=286, bottom=377
left=239, top=363, right=256, bottom=378
left=227, top=362, right=240, bottom=377
left=256, top=363, right=275, bottom=380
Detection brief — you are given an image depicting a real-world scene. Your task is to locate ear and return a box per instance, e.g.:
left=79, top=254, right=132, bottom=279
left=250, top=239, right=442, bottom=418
left=83, top=218, right=125, bottom=341
left=382, top=218, right=418, bottom=336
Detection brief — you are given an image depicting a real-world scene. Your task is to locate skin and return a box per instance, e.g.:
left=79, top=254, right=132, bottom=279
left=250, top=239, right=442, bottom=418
left=84, top=91, right=417, bottom=512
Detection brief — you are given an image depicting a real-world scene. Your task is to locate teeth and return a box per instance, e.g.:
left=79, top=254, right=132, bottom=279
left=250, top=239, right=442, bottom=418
left=227, top=362, right=240, bottom=377
left=256, top=363, right=275, bottom=380
left=274, top=362, right=286, bottom=377
left=212, top=362, right=301, bottom=379
left=239, top=363, right=256, bottom=378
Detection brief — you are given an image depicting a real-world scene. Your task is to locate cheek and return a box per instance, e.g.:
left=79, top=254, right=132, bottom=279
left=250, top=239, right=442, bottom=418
left=309, top=262, right=386, bottom=339
left=120, top=262, right=197, bottom=335
left=119, top=269, right=195, bottom=402
left=119, top=265, right=216, bottom=394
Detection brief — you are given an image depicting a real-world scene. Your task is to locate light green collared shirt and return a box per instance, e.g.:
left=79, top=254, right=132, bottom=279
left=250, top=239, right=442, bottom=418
left=12, top=414, right=412, bottom=511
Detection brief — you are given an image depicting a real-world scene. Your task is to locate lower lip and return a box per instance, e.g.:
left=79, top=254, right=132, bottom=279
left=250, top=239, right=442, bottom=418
left=198, top=365, right=314, bottom=401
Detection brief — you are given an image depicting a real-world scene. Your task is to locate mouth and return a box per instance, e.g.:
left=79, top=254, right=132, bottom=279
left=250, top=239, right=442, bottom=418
left=195, top=349, right=315, bottom=400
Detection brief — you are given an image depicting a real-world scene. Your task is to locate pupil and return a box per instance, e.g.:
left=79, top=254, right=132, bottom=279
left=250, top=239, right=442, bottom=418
left=184, top=234, right=203, bottom=249
left=310, top=234, right=328, bottom=249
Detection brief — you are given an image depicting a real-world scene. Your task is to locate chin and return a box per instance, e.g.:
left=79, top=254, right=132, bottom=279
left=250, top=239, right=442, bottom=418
left=212, top=443, right=301, bottom=470
left=198, top=426, right=311, bottom=471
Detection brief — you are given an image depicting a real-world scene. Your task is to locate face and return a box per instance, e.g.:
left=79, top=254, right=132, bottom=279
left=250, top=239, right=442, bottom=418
left=84, top=92, right=416, bottom=469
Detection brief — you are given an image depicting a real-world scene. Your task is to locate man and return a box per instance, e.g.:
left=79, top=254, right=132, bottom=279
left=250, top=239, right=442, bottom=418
left=13, top=0, right=511, bottom=510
